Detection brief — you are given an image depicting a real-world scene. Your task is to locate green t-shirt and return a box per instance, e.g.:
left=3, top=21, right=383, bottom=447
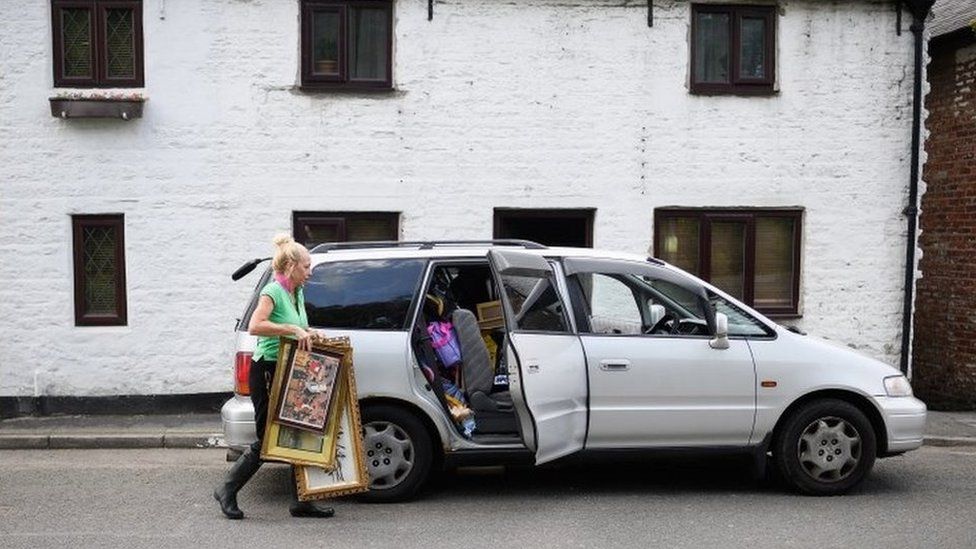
left=252, top=281, right=308, bottom=362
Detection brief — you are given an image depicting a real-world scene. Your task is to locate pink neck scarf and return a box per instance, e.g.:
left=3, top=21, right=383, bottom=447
left=274, top=272, right=296, bottom=294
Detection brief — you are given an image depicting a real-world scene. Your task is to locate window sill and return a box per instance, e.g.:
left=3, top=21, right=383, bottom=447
left=298, top=84, right=397, bottom=95
left=763, top=312, right=802, bottom=320
left=49, top=91, right=146, bottom=120
left=689, top=86, right=778, bottom=97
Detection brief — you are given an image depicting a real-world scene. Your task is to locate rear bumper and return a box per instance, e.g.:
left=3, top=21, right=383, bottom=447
left=220, top=394, right=257, bottom=449
left=874, top=395, right=927, bottom=454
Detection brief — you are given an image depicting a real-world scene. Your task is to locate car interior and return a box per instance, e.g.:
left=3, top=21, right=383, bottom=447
left=411, top=262, right=522, bottom=441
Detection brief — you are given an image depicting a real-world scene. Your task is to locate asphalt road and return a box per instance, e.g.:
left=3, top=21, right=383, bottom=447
left=0, top=446, right=974, bottom=548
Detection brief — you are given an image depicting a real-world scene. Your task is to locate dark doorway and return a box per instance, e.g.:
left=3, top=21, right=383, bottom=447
left=493, top=208, right=595, bottom=248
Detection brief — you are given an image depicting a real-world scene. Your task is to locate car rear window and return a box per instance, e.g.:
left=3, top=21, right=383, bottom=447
left=304, top=259, right=426, bottom=330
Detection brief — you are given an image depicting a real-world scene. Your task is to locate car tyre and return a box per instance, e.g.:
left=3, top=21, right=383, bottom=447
left=358, top=404, right=434, bottom=503
left=773, top=398, right=876, bottom=496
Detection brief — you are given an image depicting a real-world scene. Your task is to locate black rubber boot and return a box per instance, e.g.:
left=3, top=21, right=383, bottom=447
left=288, top=466, right=335, bottom=518
left=214, top=447, right=262, bottom=519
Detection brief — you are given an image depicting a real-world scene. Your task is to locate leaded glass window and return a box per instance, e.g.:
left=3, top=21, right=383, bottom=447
left=61, top=8, right=93, bottom=78
left=52, top=1, right=143, bottom=87
left=105, top=8, right=135, bottom=78
left=73, top=215, right=127, bottom=326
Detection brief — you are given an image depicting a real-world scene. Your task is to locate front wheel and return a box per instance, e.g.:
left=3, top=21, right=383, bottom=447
left=773, top=399, right=877, bottom=496
left=358, top=404, right=434, bottom=502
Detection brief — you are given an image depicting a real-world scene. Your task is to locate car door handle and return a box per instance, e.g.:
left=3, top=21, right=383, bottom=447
left=599, top=360, right=630, bottom=371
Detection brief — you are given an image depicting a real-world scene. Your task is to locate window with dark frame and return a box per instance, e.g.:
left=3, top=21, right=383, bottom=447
left=301, top=0, right=393, bottom=90
left=654, top=208, right=801, bottom=316
left=72, top=214, right=127, bottom=326
left=690, top=4, right=775, bottom=95
left=52, top=0, right=144, bottom=88
left=293, top=212, right=399, bottom=248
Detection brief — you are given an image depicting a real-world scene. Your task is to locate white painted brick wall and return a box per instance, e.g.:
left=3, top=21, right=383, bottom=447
left=0, top=0, right=921, bottom=396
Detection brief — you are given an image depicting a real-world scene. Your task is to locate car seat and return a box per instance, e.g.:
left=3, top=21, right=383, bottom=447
left=451, top=308, right=517, bottom=433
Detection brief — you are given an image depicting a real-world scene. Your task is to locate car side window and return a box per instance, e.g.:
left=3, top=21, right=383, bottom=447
left=708, top=291, right=773, bottom=337
left=499, top=273, right=570, bottom=332
left=577, top=273, right=643, bottom=334
left=304, top=259, right=426, bottom=330
left=567, top=263, right=710, bottom=337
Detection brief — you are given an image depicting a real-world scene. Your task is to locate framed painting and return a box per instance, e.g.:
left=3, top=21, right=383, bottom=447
left=295, top=355, right=369, bottom=501
left=260, top=338, right=351, bottom=469
left=275, top=346, right=343, bottom=433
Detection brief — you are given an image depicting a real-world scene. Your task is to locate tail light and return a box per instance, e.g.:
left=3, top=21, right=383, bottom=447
left=234, top=352, right=252, bottom=396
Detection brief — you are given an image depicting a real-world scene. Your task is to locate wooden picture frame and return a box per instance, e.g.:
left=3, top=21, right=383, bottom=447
left=260, top=338, right=351, bottom=469
left=295, top=350, right=369, bottom=501
left=476, top=299, right=504, bottom=330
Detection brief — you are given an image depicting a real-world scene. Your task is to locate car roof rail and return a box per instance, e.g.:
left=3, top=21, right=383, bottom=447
left=309, top=239, right=548, bottom=253
left=646, top=256, right=665, bottom=266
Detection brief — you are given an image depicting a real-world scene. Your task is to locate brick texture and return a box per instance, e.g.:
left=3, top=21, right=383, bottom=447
left=914, top=32, right=976, bottom=409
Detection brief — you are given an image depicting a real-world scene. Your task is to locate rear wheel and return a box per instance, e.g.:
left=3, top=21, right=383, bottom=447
left=773, top=399, right=877, bottom=496
left=358, top=404, right=434, bottom=502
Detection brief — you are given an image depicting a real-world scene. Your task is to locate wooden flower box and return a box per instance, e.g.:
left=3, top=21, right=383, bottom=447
left=49, top=98, right=145, bottom=120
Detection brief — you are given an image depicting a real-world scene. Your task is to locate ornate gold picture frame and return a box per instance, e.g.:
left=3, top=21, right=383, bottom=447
left=260, top=338, right=351, bottom=469
left=295, top=351, right=369, bottom=501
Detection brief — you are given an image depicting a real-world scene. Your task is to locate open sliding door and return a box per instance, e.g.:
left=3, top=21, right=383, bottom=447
left=487, top=250, right=587, bottom=464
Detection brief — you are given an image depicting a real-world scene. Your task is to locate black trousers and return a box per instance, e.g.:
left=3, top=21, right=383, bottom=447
left=247, top=357, right=312, bottom=507
left=248, top=357, right=277, bottom=453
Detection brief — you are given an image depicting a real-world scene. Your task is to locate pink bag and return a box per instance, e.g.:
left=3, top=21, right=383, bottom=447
left=427, top=321, right=462, bottom=368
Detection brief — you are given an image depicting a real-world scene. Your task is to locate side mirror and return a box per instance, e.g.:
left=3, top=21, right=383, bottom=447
left=709, top=312, right=730, bottom=350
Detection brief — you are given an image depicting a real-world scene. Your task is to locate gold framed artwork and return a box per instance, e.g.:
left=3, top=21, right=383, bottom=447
left=294, top=362, right=369, bottom=501
left=275, top=347, right=343, bottom=433
left=260, top=337, right=351, bottom=469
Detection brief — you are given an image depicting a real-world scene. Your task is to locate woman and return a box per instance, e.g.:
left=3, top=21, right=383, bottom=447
left=214, top=234, right=335, bottom=519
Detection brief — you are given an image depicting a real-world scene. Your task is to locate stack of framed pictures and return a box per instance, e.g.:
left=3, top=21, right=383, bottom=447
left=260, top=336, right=369, bottom=501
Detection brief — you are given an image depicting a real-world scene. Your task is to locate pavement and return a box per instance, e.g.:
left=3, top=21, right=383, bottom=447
left=1, top=409, right=975, bottom=450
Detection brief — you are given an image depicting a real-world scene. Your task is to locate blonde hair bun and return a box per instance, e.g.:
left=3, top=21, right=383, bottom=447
left=273, top=233, right=295, bottom=248
left=271, top=233, right=307, bottom=274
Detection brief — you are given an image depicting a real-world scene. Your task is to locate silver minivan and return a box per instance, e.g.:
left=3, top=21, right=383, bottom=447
left=222, top=240, right=926, bottom=502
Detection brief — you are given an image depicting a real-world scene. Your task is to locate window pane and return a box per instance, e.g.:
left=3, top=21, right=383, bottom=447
left=647, top=279, right=705, bottom=320
left=754, top=218, right=795, bottom=308
left=580, top=273, right=642, bottom=334
left=83, top=225, right=118, bottom=314
left=62, top=8, right=92, bottom=78
left=299, top=221, right=342, bottom=247
left=312, top=11, right=341, bottom=75
left=501, top=274, right=569, bottom=332
left=739, top=17, right=766, bottom=79
left=710, top=221, right=746, bottom=300
left=347, top=217, right=397, bottom=241
left=658, top=217, right=700, bottom=274
left=105, top=8, right=135, bottom=78
left=349, top=8, right=388, bottom=80
left=709, top=291, right=770, bottom=337
left=305, top=259, right=426, bottom=329
left=694, top=12, right=729, bottom=83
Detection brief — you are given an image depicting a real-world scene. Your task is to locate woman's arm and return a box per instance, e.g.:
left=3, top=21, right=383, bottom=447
left=248, top=295, right=312, bottom=350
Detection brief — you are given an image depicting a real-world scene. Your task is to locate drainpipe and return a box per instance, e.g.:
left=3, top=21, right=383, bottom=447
left=899, top=0, right=935, bottom=376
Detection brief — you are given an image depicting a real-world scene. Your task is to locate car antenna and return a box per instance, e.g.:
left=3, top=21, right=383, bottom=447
left=231, top=257, right=270, bottom=281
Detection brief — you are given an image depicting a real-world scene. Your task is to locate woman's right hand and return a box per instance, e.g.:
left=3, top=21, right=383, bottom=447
left=294, top=326, right=312, bottom=351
